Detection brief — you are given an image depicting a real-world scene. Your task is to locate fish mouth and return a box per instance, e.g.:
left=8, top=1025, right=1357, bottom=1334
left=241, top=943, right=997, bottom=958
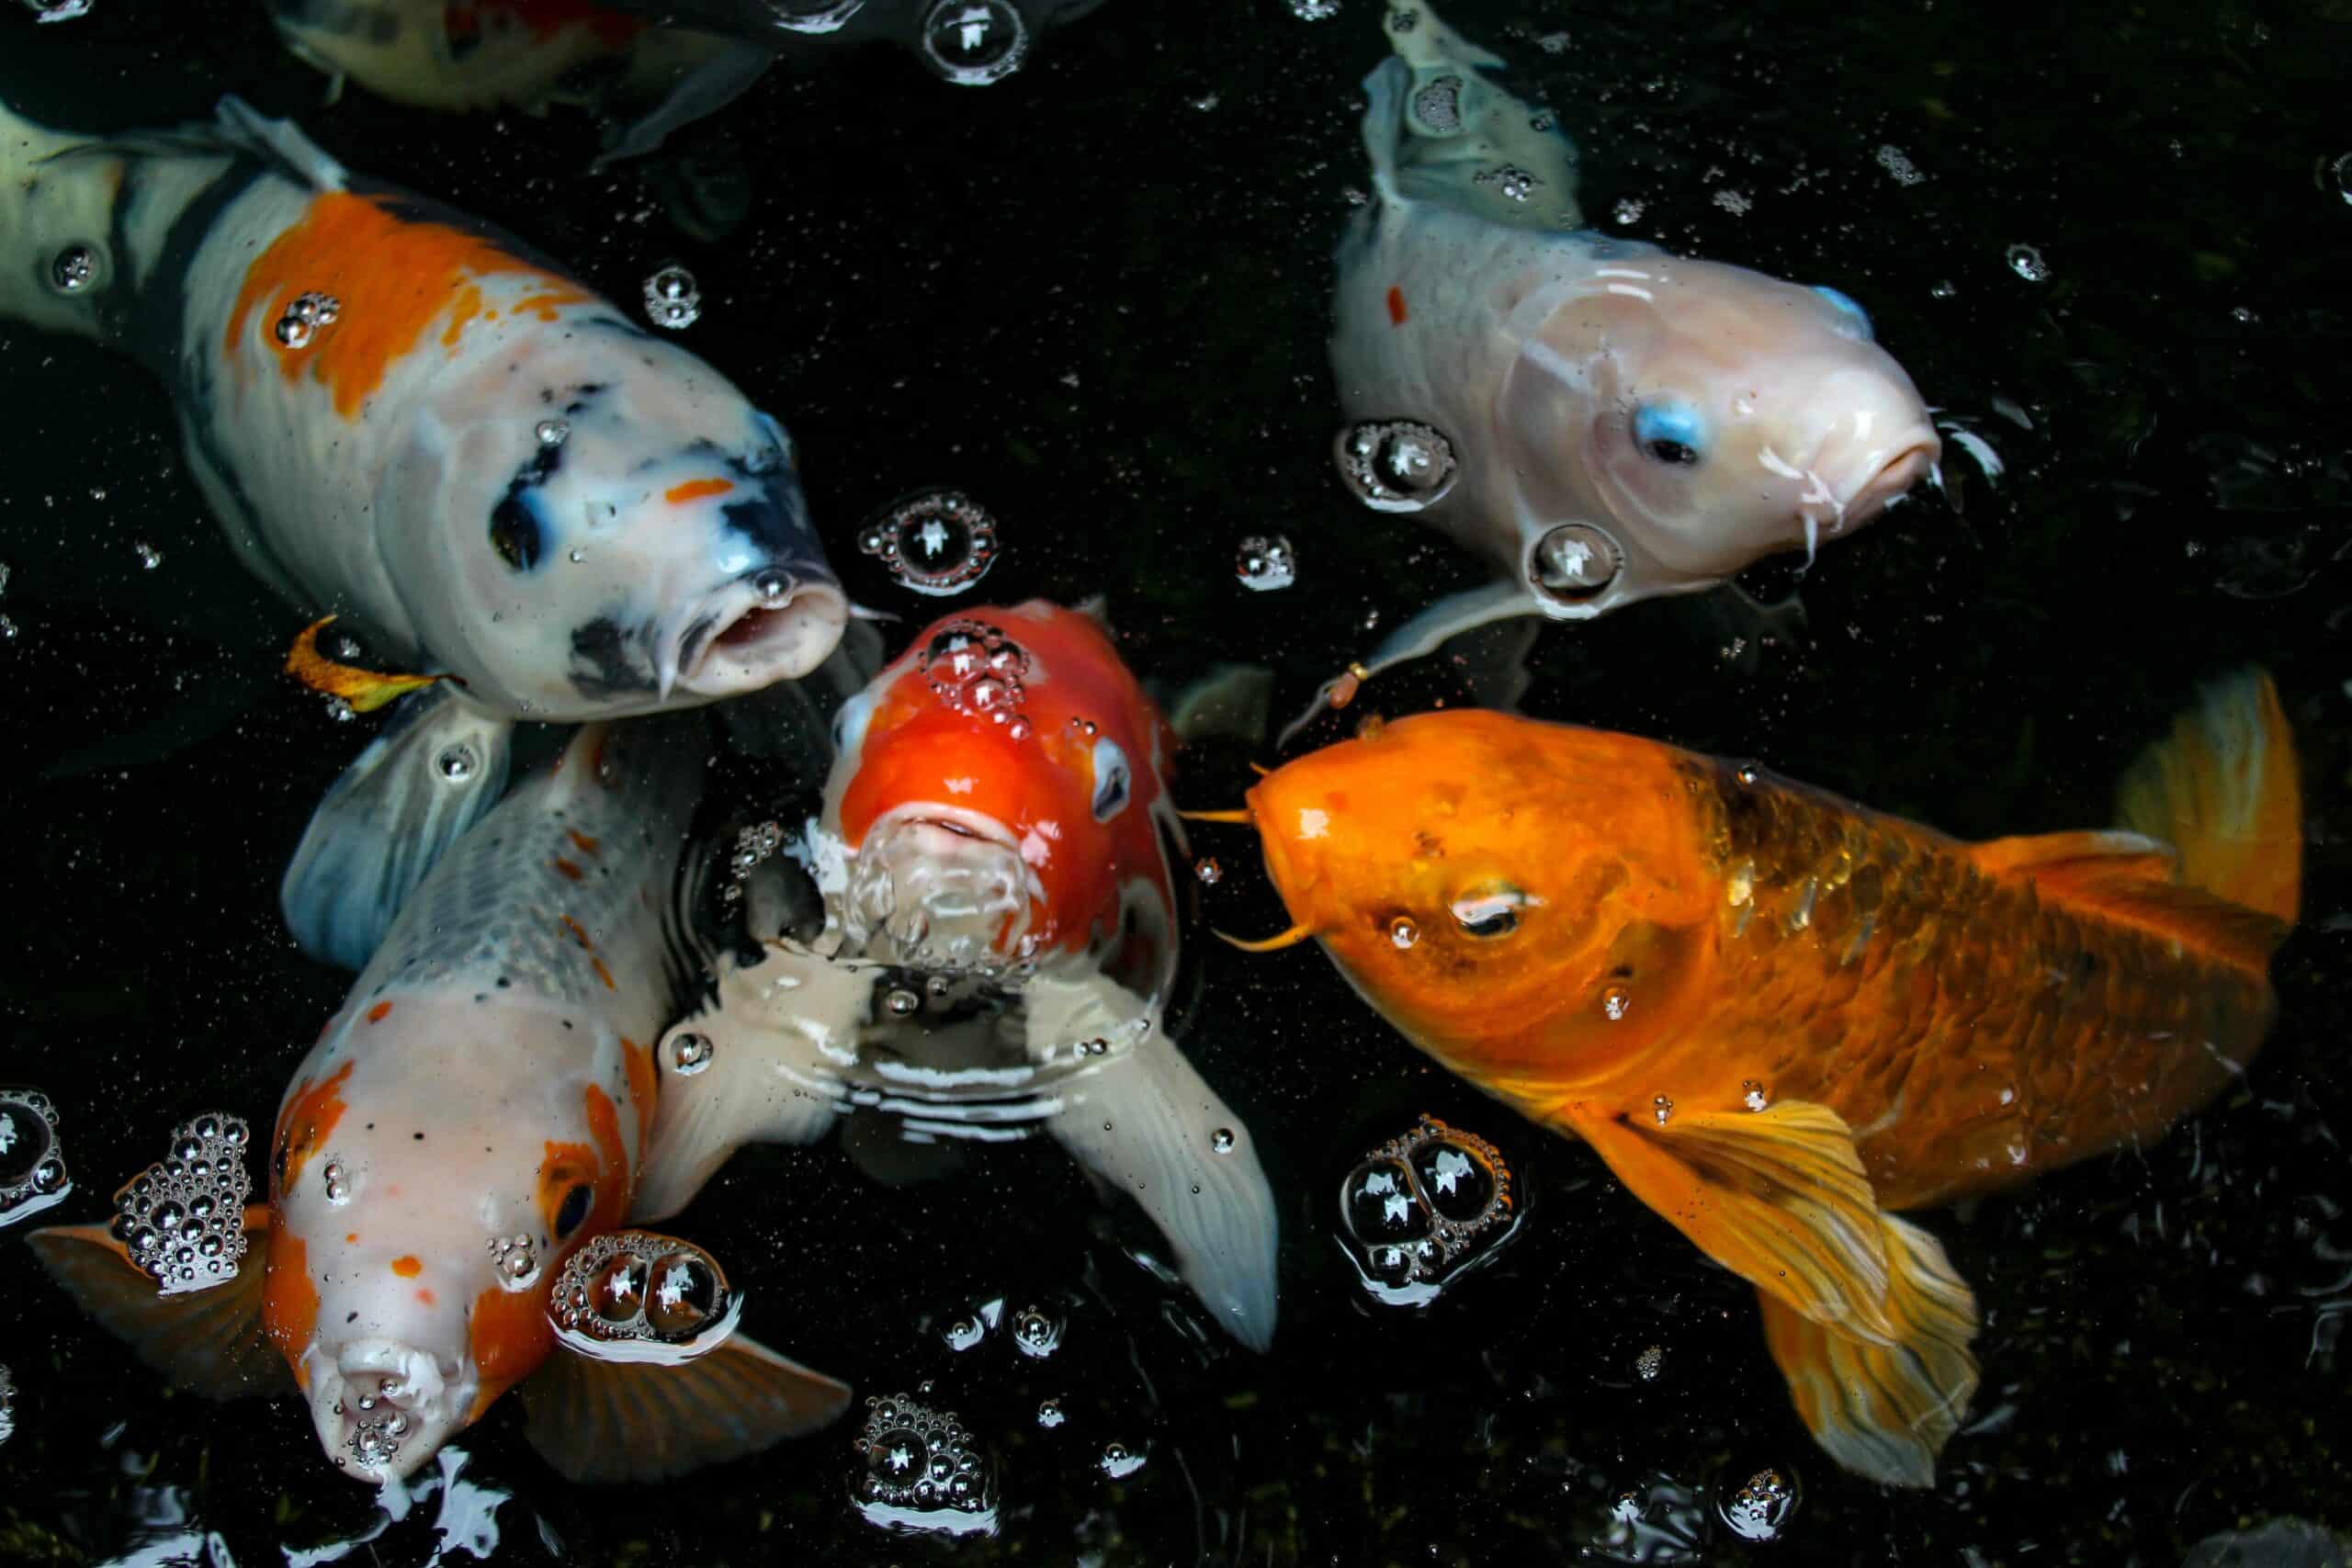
left=842, top=805, right=1040, bottom=972
left=1832, top=436, right=1939, bottom=531
left=662, top=568, right=848, bottom=700
left=303, top=1339, right=474, bottom=1485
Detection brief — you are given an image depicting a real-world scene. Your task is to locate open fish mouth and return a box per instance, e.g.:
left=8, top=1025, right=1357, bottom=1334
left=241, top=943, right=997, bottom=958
left=662, top=568, right=849, bottom=700
left=302, top=1339, right=473, bottom=1485
left=1836, top=437, right=1940, bottom=528
left=843, top=805, right=1041, bottom=973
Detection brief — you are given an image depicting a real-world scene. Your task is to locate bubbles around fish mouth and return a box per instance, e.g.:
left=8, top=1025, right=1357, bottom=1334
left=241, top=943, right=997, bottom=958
left=841, top=808, right=1040, bottom=976
left=308, top=1342, right=469, bottom=1484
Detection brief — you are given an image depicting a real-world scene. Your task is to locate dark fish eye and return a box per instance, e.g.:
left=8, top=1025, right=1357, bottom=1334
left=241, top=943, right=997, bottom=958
left=554, top=1181, right=592, bottom=1238
left=1449, top=886, right=1527, bottom=939
left=1632, top=400, right=1707, bottom=467
left=490, top=495, right=542, bottom=570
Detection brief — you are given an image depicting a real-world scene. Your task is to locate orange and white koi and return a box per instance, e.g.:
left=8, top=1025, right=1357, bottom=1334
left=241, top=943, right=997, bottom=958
left=0, top=91, right=847, bottom=967
left=640, top=602, right=1281, bottom=1349
left=1303, top=2, right=1939, bottom=736
left=1209, top=672, right=2300, bottom=1483
left=31, top=717, right=849, bottom=1484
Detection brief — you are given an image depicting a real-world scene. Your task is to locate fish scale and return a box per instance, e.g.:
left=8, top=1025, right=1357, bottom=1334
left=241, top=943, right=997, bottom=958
left=1673, top=760, right=2272, bottom=1210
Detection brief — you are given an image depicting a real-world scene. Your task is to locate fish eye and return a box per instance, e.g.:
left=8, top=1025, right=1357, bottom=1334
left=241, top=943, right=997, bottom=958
left=1632, top=400, right=1707, bottom=467
left=832, top=688, right=877, bottom=759
left=489, top=495, right=542, bottom=570
left=554, top=1181, right=593, bottom=1239
left=1449, top=885, right=1528, bottom=939
left=1811, top=284, right=1874, bottom=341
left=1091, top=737, right=1132, bottom=821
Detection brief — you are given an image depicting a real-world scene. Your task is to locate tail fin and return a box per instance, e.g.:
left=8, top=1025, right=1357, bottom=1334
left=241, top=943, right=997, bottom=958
left=2115, top=669, right=2301, bottom=930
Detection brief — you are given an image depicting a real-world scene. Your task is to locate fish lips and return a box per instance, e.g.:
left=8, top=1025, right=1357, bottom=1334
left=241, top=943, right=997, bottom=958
left=301, top=1338, right=477, bottom=1486
left=660, top=558, right=849, bottom=703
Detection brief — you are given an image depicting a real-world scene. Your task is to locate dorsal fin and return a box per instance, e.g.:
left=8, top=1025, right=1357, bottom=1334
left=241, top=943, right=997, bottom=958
left=1971, top=829, right=2287, bottom=971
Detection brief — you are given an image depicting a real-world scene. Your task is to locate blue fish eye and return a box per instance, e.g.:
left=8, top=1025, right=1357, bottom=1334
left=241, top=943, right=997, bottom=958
left=1632, top=400, right=1707, bottom=467
left=1812, top=285, right=1874, bottom=341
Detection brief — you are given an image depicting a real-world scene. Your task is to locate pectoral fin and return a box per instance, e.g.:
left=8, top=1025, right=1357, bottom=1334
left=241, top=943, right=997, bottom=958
left=1758, top=1214, right=1980, bottom=1488
left=26, top=1206, right=288, bottom=1399
left=522, top=1329, right=850, bottom=1483
left=1564, top=1099, right=1979, bottom=1486
left=1027, top=971, right=1279, bottom=1352
left=1276, top=579, right=1536, bottom=749
left=632, top=942, right=866, bottom=1223
left=280, top=685, right=514, bottom=970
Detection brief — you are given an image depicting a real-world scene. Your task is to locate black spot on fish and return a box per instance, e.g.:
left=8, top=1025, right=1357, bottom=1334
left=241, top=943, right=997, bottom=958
left=568, top=615, right=658, bottom=698
left=720, top=491, right=821, bottom=562
left=490, top=495, right=541, bottom=570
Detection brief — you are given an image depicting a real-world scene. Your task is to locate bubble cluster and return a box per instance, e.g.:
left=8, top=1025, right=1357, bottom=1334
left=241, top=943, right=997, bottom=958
left=1335, top=420, right=1458, bottom=513
left=858, top=490, right=999, bottom=597
left=850, top=1391, right=997, bottom=1535
left=1532, top=522, right=1622, bottom=600
left=110, top=1112, right=252, bottom=1293
left=770, top=0, right=864, bottom=29
left=920, top=619, right=1032, bottom=732
left=718, top=818, right=786, bottom=906
left=1410, top=75, right=1464, bottom=134
left=1338, top=1115, right=1519, bottom=1306
left=132, top=540, right=162, bottom=570
left=1716, top=1466, right=1800, bottom=1541
left=1235, top=535, right=1296, bottom=592
left=0, top=1363, right=12, bottom=1447
left=1473, top=164, right=1541, bottom=202
left=550, top=1231, right=737, bottom=1359
left=274, top=291, right=341, bottom=349
left=485, top=1231, right=542, bottom=1291
left=0, top=1089, right=72, bottom=1229
left=48, top=244, right=96, bottom=291
left=1634, top=1344, right=1664, bottom=1381
left=643, top=265, right=702, bottom=330
left=919, top=0, right=1028, bottom=86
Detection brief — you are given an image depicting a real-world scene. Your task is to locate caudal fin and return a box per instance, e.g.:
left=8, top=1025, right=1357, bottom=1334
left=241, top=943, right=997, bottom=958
left=2115, top=669, right=2301, bottom=930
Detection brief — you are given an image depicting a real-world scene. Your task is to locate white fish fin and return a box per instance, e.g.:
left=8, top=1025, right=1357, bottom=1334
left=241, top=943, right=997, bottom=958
left=210, top=94, right=348, bottom=191
left=591, top=44, right=775, bottom=172
left=1163, top=662, right=1275, bottom=748
left=1027, top=971, right=1279, bottom=1352
left=280, top=687, right=515, bottom=971
left=632, top=942, right=865, bottom=1223
left=1275, top=577, right=1535, bottom=750
left=27, top=1208, right=290, bottom=1400
left=522, top=1326, right=850, bottom=1483
left=1357, top=57, right=1411, bottom=211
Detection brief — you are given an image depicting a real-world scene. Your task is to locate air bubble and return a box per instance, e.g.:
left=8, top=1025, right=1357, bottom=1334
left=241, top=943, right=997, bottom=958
left=0, top=1089, right=72, bottom=1228
left=1411, top=75, right=1463, bottom=135
left=110, top=1111, right=250, bottom=1292
left=1388, top=916, right=1419, bottom=950
left=919, top=0, right=1029, bottom=85
left=1193, top=858, right=1222, bottom=886
left=1211, top=1128, right=1236, bottom=1154
left=1338, top=1115, right=1518, bottom=1306
left=1036, top=1398, right=1064, bottom=1428
left=2007, top=243, right=2051, bottom=283
left=1635, top=1344, right=1665, bottom=1381
left=535, top=419, right=570, bottom=447
left=1099, top=1440, right=1148, bottom=1479
left=1600, top=984, right=1631, bottom=1021
left=49, top=244, right=96, bottom=291
left=1010, top=1305, right=1063, bottom=1359
left=886, top=988, right=922, bottom=1017
left=132, top=541, right=162, bottom=570
left=850, top=1390, right=997, bottom=1534
left=273, top=291, right=341, bottom=349
left=2328, top=152, right=2352, bottom=204
left=488, top=1232, right=541, bottom=1289
left=550, top=1231, right=737, bottom=1357
left=858, top=489, right=999, bottom=597
left=669, top=1032, right=714, bottom=1076
left=643, top=265, right=702, bottom=330
left=1472, top=164, right=1541, bottom=202
left=1287, top=0, right=1337, bottom=17
left=1717, top=1466, right=1800, bottom=1542
left=1532, top=523, right=1622, bottom=600
left=1652, top=1094, right=1674, bottom=1126
left=1335, top=420, right=1458, bottom=513
left=1235, top=535, right=1296, bottom=592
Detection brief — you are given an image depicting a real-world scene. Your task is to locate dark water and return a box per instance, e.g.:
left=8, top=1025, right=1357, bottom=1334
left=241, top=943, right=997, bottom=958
left=3, top=0, right=2350, bottom=1562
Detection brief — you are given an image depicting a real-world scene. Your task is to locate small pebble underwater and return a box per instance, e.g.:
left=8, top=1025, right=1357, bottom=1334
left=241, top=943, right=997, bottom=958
left=2, top=0, right=2350, bottom=1562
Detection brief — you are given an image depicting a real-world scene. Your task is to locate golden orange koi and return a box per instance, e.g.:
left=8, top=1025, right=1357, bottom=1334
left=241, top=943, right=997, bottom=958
left=1207, top=672, right=2300, bottom=1485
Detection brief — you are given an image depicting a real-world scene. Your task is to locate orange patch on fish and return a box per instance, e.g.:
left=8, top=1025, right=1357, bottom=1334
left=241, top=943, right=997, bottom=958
left=591, top=955, right=616, bottom=990
left=415, top=1288, right=436, bottom=1307
left=567, top=830, right=601, bottom=856
left=559, top=913, right=594, bottom=950
left=275, top=1059, right=354, bottom=1196
left=390, top=1255, right=423, bottom=1278
left=365, top=1000, right=393, bottom=1023
left=260, top=1226, right=320, bottom=1386
left=663, top=478, right=736, bottom=505
left=621, top=1036, right=658, bottom=1148
left=553, top=858, right=584, bottom=881
left=466, top=1280, right=555, bottom=1420
left=1386, top=286, right=1408, bottom=325
left=226, top=191, right=591, bottom=420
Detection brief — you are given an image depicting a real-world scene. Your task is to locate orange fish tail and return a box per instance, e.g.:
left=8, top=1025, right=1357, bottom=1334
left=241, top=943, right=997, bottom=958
left=2115, top=668, right=2301, bottom=933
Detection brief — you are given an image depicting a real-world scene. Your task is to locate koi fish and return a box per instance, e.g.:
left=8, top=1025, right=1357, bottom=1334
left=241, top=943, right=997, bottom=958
left=641, top=601, right=1281, bottom=1350
left=1210, top=671, right=2300, bottom=1483
left=1303, top=2, right=1939, bottom=733
left=0, top=93, right=847, bottom=969
left=29, top=717, right=851, bottom=1483
left=263, top=0, right=771, bottom=168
